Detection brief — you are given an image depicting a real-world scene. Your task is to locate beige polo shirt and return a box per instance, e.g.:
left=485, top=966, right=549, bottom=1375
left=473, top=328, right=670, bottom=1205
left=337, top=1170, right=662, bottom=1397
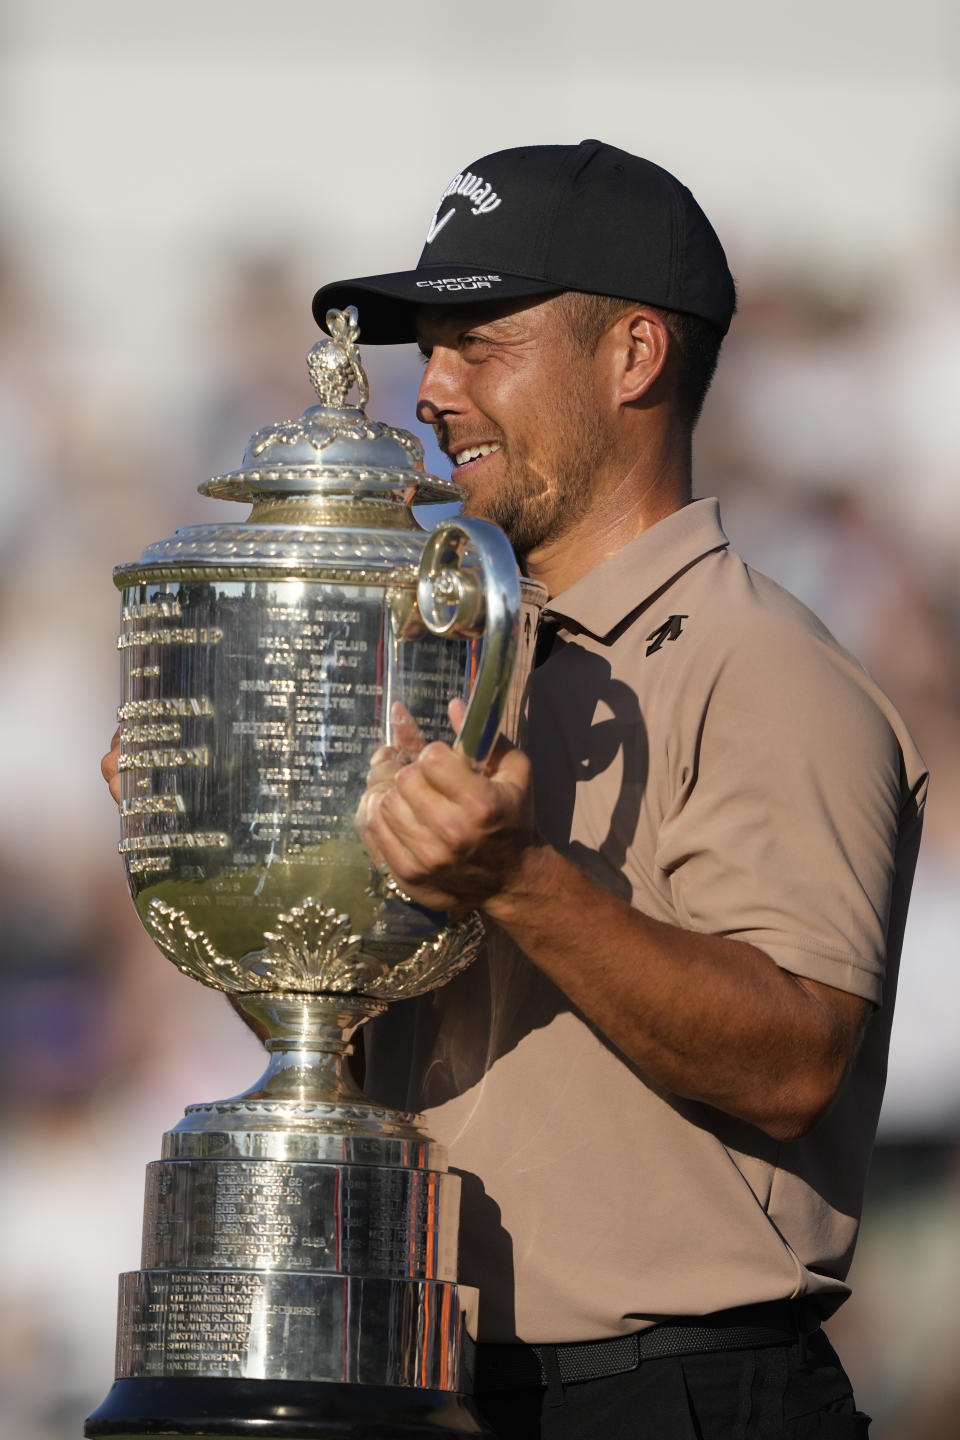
left=364, top=498, right=928, bottom=1344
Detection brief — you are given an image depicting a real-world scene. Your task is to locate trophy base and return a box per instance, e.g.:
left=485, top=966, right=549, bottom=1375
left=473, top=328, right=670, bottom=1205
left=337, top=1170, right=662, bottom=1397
left=84, top=1377, right=494, bottom=1438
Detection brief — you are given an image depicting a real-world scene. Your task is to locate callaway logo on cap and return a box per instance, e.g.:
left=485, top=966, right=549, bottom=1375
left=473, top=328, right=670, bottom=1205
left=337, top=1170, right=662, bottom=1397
left=312, top=139, right=736, bottom=344
left=425, top=168, right=504, bottom=242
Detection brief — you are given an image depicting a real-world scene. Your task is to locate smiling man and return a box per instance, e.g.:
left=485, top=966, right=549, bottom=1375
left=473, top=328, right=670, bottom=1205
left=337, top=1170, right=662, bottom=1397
left=325, top=143, right=925, bottom=1437
left=414, top=295, right=628, bottom=572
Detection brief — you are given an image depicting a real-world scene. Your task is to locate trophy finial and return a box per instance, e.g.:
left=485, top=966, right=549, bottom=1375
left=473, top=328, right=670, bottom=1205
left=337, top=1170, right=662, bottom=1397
left=306, top=304, right=371, bottom=410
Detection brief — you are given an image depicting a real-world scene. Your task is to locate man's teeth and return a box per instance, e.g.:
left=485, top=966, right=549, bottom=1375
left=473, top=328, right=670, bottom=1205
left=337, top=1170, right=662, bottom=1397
left=453, top=443, right=501, bottom=466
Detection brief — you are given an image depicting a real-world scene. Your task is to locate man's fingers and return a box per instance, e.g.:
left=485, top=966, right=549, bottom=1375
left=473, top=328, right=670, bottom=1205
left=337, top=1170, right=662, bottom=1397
left=376, top=771, right=468, bottom=866
left=357, top=712, right=422, bottom=867
left=100, top=732, right=119, bottom=783
left=102, top=728, right=122, bottom=806
left=484, top=742, right=529, bottom=788
left=411, top=738, right=530, bottom=808
left=390, top=701, right=426, bottom=759
left=365, top=745, right=406, bottom=790
left=354, top=787, right=386, bottom=868
left=363, top=791, right=462, bottom=910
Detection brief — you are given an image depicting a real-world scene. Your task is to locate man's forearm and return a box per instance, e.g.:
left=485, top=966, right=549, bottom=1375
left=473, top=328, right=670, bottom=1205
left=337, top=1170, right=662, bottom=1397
left=484, top=843, right=869, bottom=1142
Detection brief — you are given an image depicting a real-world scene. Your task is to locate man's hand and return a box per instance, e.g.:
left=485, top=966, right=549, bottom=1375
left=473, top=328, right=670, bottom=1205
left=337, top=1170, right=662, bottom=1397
left=357, top=699, right=537, bottom=915
left=102, top=728, right=122, bottom=806
left=355, top=702, right=428, bottom=871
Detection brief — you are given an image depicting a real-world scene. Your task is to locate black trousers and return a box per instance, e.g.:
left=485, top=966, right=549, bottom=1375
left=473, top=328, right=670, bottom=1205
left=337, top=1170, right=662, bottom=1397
left=473, top=1330, right=870, bottom=1439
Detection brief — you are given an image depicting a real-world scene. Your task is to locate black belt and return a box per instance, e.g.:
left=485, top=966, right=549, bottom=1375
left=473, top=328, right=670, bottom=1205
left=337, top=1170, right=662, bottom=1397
left=474, top=1299, right=820, bottom=1392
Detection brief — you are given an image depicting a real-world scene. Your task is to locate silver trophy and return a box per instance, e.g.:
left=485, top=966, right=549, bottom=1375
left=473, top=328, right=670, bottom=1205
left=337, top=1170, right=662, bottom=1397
left=85, top=308, right=545, bottom=1439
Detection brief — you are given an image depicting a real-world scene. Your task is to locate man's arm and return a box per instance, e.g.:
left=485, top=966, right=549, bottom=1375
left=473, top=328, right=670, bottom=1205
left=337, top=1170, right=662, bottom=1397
left=105, top=702, right=872, bottom=1141
left=359, top=714, right=871, bottom=1144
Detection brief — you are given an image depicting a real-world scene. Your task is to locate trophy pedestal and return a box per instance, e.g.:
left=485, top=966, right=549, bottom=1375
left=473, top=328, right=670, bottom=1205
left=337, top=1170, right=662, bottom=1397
left=85, top=1378, right=489, bottom=1437
left=84, top=997, right=493, bottom=1439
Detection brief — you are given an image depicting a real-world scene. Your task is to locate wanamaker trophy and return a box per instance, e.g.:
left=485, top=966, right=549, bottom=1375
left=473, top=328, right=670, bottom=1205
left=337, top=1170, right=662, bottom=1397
left=85, top=307, right=545, bottom=1438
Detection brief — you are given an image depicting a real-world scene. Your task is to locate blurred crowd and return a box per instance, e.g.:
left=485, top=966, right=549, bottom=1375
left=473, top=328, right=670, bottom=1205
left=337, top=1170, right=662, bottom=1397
left=0, top=238, right=958, bottom=1438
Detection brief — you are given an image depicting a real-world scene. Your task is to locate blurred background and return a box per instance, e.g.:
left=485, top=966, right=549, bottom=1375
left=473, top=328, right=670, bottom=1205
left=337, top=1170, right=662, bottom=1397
left=0, top=1, right=957, bottom=1435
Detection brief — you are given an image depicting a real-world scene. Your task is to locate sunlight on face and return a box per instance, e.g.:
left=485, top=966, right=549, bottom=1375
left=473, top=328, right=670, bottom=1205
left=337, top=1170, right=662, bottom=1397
left=417, top=297, right=616, bottom=556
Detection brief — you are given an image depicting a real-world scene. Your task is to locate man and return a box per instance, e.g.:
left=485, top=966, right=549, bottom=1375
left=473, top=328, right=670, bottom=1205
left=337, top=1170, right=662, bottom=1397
left=103, top=141, right=924, bottom=1436
left=311, top=141, right=927, bottom=1438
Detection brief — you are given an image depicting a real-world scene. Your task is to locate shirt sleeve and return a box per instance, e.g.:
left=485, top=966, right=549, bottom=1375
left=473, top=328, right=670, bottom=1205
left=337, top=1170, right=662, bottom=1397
left=654, top=611, right=908, bottom=1005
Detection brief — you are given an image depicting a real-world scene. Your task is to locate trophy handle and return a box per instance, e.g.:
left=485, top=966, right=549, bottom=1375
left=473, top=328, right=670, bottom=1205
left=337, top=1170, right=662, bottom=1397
left=417, top=517, right=522, bottom=768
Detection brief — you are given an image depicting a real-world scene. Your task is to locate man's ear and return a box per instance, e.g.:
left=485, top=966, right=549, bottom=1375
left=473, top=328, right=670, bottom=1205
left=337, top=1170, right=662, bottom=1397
left=613, top=309, right=671, bottom=406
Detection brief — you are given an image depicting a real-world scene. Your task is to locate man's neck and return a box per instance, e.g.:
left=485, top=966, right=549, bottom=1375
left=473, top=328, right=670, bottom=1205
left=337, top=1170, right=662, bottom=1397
left=523, top=451, right=692, bottom=597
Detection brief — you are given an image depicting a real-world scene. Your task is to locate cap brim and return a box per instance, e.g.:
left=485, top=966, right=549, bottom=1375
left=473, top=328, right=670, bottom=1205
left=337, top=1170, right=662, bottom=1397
left=312, top=267, right=561, bottom=345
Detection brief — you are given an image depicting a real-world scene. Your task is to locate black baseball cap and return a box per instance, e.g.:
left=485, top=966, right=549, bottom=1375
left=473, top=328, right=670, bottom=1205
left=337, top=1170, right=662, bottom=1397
left=312, top=139, right=736, bottom=344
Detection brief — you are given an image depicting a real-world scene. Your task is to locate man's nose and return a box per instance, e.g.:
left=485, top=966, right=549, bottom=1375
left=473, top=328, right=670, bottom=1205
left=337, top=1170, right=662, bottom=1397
left=416, top=349, right=464, bottom=425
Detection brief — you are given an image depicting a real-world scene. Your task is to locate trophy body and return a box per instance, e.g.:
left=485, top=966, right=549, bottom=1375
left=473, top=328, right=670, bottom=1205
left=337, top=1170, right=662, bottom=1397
left=86, top=310, right=544, bottom=1438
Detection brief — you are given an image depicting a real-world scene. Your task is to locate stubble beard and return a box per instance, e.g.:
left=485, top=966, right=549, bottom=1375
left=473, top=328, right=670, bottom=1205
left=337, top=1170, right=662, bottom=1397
left=456, top=396, right=614, bottom=559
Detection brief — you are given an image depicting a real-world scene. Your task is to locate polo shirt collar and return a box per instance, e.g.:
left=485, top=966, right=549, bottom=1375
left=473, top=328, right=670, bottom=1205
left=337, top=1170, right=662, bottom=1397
left=542, top=497, right=730, bottom=639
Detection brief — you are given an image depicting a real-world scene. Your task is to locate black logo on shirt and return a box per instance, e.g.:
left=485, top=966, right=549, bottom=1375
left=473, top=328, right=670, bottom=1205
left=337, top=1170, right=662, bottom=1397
left=645, top=615, right=688, bottom=656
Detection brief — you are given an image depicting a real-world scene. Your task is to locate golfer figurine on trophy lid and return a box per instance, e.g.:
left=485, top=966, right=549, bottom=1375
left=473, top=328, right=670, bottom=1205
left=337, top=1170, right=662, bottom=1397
left=85, top=306, right=545, bottom=1439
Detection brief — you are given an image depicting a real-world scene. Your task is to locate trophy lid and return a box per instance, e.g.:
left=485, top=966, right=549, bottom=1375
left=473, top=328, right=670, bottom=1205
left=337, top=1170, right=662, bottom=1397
left=115, top=307, right=465, bottom=585
left=200, top=306, right=460, bottom=507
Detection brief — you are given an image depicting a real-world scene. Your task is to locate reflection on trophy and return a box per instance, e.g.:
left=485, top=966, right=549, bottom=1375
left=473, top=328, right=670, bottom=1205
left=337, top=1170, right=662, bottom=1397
left=85, top=307, right=545, bottom=1438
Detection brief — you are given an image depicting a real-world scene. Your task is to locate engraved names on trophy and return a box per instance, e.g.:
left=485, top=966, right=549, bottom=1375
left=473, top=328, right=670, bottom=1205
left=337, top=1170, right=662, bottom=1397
left=115, top=1268, right=463, bottom=1383
left=118, top=1271, right=263, bottom=1374
left=211, top=1163, right=302, bottom=1264
left=239, top=595, right=381, bottom=851
left=117, top=594, right=221, bottom=878
left=118, top=582, right=473, bottom=881
left=140, top=1159, right=456, bottom=1279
